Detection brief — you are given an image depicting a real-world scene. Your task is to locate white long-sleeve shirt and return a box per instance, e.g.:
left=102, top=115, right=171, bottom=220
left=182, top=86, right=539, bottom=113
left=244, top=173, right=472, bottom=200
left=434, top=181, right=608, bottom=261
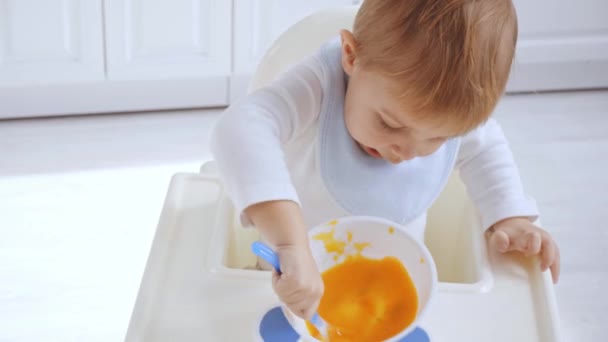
left=210, top=39, right=538, bottom=239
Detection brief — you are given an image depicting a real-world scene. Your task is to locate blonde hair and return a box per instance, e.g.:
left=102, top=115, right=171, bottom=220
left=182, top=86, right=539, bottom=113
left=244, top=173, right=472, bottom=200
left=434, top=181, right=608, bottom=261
left=353, top=0, right=518, bottom=134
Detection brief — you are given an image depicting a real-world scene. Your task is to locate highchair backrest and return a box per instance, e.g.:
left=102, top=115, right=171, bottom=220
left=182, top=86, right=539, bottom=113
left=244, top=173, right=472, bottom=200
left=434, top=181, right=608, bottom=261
left=248, top=6, right=359, bottom=93
left=247, top=7, right=475, bottom=272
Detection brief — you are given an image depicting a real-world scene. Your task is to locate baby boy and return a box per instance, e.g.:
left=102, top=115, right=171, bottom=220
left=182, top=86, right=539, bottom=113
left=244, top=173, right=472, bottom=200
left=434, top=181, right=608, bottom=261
left=211, top=0, right=560, bottom=320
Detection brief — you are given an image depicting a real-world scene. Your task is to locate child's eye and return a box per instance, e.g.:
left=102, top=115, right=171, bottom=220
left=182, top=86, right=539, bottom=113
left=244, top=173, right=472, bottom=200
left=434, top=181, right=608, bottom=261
left=377, top=116, right=399, bottom=131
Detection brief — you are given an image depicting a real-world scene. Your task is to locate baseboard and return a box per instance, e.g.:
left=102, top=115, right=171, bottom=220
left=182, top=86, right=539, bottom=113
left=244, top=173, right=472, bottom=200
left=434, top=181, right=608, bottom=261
left=0, top=77, right=229, bottom=119
left=508, top=59, right=608, bottom=93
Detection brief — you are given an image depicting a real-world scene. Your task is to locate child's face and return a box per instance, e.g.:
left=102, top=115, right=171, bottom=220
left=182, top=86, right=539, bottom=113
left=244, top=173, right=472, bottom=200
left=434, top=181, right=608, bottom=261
left=343, top=70, right=454, bottom=164
left=340, top=30, right=457, bottom=164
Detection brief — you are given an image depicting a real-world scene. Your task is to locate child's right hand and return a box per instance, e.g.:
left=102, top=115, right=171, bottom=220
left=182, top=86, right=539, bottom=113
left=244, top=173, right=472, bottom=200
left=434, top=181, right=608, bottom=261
left=273, top=243, right=324, bottom=320
left=245, top=200, right=323, bottom=320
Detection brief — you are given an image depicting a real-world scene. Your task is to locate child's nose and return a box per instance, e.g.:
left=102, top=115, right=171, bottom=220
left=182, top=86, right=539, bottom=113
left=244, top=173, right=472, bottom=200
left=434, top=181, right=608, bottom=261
left=390, top=144, right=416, bottom=161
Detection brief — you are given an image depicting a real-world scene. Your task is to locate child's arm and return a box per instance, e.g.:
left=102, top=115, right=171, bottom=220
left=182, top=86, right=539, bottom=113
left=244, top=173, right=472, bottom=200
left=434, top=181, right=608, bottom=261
left=456, top=119, right=560, bottom=282
left=246, top=200, right=323, bottom=319
left=210, top=55, right=323, bottom=224
left=210, top=55, right=325, bottom=318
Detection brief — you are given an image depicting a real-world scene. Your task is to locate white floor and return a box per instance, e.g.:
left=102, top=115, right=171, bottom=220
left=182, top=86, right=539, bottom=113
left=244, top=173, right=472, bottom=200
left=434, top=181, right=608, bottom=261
left=1, top=90, right=606, bottom=342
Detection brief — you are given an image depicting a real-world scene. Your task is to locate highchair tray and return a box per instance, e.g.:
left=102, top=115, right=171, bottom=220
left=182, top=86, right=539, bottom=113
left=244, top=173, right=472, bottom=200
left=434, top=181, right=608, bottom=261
left=125, top=172, right=562, bottom=341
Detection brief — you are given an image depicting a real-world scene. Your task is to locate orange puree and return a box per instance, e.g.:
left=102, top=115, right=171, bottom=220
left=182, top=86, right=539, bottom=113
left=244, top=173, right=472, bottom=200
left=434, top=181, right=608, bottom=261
left=307, top=255, right=418, bottom=341
left=312, top=229, right=347, bottom=256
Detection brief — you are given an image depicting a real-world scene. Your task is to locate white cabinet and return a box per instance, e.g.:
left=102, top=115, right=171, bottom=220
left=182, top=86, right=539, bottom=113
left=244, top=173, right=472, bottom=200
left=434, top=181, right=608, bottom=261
left=0, top=0, right=104, bottom=86
left=0, top=0, right=231, bottom=119
left=104, top=0, right=231, bottom=80
left=0, top=0, right=606, bottom=119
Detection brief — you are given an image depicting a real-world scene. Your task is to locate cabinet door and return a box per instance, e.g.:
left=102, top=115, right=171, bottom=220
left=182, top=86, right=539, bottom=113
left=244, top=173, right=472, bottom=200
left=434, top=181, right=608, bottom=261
left=0, top=0, right=104, bottom=86
left=104, top=0, right=231, bottom=81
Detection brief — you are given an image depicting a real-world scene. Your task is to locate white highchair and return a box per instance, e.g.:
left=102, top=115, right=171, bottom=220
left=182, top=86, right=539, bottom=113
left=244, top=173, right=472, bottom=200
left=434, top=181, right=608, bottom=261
left=125, top=7, right=562, bottom=342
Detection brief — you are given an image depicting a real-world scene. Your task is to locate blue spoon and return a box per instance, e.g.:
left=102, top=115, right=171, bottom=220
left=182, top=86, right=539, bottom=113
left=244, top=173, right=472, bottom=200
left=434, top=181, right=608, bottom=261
left=251, top=241, right=330, bottom=340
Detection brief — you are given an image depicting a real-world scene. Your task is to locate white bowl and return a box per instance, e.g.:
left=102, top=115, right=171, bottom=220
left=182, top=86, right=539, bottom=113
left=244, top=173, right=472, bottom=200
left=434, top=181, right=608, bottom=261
left=283, top=216, right=437, bottom=341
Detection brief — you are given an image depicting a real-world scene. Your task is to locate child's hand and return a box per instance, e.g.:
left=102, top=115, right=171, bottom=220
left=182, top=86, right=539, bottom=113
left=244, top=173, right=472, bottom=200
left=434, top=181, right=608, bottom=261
left=273, top=243, right=324, bottom=320
left=245, top=200, right=323, bottom=320
left=487, top=217, right=561, bottom=283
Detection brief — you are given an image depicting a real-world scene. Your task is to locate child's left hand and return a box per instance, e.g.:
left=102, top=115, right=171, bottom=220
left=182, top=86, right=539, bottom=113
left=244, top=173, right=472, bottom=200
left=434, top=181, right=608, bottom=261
left=487, top=217, right=561, bottom=283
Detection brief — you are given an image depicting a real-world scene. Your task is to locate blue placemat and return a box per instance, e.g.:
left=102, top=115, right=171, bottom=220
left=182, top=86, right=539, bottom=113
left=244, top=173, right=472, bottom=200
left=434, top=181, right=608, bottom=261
left=259, top=307, right=430, bottom=341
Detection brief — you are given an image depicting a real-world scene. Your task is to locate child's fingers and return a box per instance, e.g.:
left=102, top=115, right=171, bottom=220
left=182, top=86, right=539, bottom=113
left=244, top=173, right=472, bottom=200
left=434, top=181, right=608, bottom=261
left=522, top=231, right=542, bottom=256
left=539, top=234, right=556, bottom=270
left=287, top=298, right=318, bottom=320
left=540, top=234, right=560, bottom=283
left=272, top=270, right=295, bottom=297
left=549, top=247, right=561, bottom=283
left=489, top=229, right=511, bottom=253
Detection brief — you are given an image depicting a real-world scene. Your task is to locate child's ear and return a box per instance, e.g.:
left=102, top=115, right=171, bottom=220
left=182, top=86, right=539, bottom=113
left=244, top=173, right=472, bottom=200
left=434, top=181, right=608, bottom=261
left=340, top=29, right=358, bottom=76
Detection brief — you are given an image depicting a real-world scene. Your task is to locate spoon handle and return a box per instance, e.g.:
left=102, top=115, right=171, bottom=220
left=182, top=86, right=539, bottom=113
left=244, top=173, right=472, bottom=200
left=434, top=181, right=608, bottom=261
left=251, top=241, right=282, bottom=272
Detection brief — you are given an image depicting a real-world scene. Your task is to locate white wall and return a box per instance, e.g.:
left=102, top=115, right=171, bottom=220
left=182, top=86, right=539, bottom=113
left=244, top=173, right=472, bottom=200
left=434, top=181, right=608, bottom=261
left=509, top=0, right=608, bottom=91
